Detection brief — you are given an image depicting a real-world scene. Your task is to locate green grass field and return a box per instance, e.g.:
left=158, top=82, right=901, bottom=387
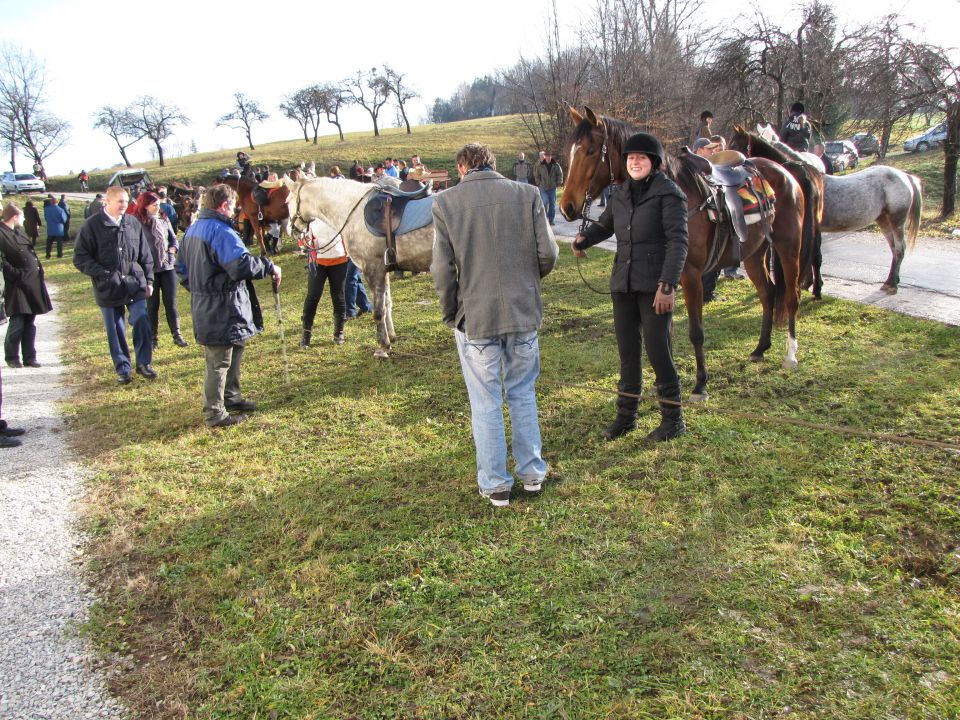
left=32, top=220, right=959, bottom=718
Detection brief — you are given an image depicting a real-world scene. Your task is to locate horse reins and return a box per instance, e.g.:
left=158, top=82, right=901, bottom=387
left=291, top=181, right=374, bottom=256
left=575, top=125, right=616, bottom=296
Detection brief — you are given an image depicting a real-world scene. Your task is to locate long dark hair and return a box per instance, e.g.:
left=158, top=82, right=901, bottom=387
left=133, top=191, right=161, bottom=225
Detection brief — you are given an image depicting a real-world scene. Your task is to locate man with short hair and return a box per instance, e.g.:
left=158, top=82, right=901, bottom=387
left=384, top=158, right=399, bottom=178
left=533, top=149, right=564, bottom=225
left=431, top=142, right=559, bottom=507
left=693, top=137, right=720, bottom=158
left=813, top=142, right=835, bottom=175
left=512, top=152, right=530, bottom=183
left=84, top=193, right=104, bottom=219
left=74, top=185, right=156, bottom=383
left=176, top=184, right=281, bottom=428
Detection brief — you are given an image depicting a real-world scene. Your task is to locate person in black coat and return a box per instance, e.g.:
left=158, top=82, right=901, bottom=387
left=0, top=203, right=52, bottom=368
left=572, top=132, right=689, bottom=442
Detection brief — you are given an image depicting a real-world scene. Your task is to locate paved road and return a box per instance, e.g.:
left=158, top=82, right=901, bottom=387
left=551, top=202, right=960, bottom=326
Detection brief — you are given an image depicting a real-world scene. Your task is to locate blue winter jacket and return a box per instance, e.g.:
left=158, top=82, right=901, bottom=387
left=176, top=209, right=274, bottom=346
left=43, top=204, right=68, bottom=237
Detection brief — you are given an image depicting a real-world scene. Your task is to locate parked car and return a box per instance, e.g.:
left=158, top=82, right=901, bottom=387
left=849, top=132, right=879, bottom=156
left=903, top=122, right=947, bottom=152
left=824, top=140, right=859, bottom=171
left=1, top=172, right=46, bottom=194
left=106, top=168, right=153, bottom=190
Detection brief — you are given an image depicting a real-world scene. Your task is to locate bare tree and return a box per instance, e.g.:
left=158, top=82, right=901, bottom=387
left=347, top=68, right=391, bottom=137
left=382, top=65, right=419, bottom=134
left=93, top=105, right=144, bottom=167
left=126, top=95, right=188, bottom=167
left=315, top=83, right=351, bottom=141
left=280, top=89, right=312, bottom=143
left=217, top=92, right=268, bottom=151
left=0, top=44, right=70, bottom=179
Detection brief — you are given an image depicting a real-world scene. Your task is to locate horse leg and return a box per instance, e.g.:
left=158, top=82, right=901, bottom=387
left=812, top=229, right=824, bottom=300
left=876, top=215, right=903, bottom=294
left=780, top=250, right=801, bottom=371
left=743, top=252, right=774, bottom=361
left=366, top=268, right=392, bottom=359
left=384, top=279, right=397, bottom=343
left=681, top=267, right=708, bottom=402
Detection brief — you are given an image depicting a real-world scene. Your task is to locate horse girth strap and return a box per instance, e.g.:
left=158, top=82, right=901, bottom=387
left=383, top=197, right=400, bottom=271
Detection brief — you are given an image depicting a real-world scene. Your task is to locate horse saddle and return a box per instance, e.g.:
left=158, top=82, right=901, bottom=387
left=363, top=184, right=436, bottom=271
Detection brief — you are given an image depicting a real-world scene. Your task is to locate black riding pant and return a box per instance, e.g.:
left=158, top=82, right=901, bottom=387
left=45, top=234, right=63, bottom=259
left=301, top=262, right=348, bottom=333
left=611, top=290, right=680, bottom=417
left=147, top=269, right=181, bottom=340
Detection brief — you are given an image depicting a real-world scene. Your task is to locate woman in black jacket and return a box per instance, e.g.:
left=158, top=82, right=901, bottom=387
left=572, top=132, right=689, bottom=442
left=0, top=203, right=52, bottom=368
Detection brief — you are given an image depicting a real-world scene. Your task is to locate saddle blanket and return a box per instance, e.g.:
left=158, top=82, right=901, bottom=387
left=739, top=175, right=776, bottom=223
left=363, top=195, right=436, bottom=237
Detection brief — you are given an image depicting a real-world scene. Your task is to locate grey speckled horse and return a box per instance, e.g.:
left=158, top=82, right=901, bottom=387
left=821, top=167, right=923, bottom=294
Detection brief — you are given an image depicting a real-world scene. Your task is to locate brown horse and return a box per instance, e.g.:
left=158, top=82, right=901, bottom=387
left=220, top=176, right=290, bottom=255
left=728, top=126, right=825, bottom=298
left=560, top=107, right=805, bottom=400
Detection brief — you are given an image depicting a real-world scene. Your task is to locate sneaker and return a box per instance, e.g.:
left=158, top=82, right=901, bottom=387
left=225, top=399, right=257, bottom=413
left=117, top=373, right=132, bottom=385
left=723, top=270, right=746, bottom=280
left=522, top=480, right=543, bottom=493
left=0, top=435, right=22, bottom=449
left=209, top=413, right=249, bottom=429
left=23, top=360, right=41, bottom=368
left=136, top=364, right=158, bottom=380
left=479, top=489, right=511, bottom=507
left=333, top=332, right=345, bottom=345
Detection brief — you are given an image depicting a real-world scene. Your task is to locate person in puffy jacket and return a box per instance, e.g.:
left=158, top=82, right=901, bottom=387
left=572, top=132, right=689, bottom=443
left=176, top=184, right=281, bottom=428
left=74, top=186, right=156, bottom=383
left=781, top=101, right=813, bottom=152
left=42, top=197, right=67, bottom=259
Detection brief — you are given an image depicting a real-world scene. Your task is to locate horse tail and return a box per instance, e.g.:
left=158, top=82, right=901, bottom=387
left=905, top=173, right=923, bottom=250
left=796, top=170, right=818, bottom=291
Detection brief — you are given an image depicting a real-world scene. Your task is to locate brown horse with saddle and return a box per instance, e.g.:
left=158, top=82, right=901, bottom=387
left=219, top=176, right=290, bottom=255
left=560, top=107, right=805, bottom=401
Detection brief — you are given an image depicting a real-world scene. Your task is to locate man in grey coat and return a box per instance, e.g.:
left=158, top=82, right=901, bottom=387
left=533, top=149, right=564, bottom=225
left=431, top=142, right=559, bottom=507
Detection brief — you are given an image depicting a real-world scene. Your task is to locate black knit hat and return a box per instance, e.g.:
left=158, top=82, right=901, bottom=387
left=791, top=101, right=805, bottom=115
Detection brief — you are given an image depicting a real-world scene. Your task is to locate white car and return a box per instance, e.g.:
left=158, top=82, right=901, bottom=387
left=1, top=172, right=46, bottom=194
left=903, top=122, right=947, bottom=153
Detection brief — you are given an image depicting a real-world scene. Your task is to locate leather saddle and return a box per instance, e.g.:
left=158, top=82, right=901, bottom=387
left=362, top=181, right=435, bottom=271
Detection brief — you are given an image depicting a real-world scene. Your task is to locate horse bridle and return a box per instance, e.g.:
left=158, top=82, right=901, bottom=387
left=578, top=123, right=614, bottom=231
left=290, top=180, right=375, bottom=255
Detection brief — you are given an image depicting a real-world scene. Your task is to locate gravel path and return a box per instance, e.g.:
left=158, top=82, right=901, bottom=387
left=0, top=288, right=127, bottom=719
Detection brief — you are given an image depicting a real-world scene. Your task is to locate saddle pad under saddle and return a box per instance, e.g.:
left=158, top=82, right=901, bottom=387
left=363, top=195, right=436, bottom=237
left=738, top=176, right=776, bottom=224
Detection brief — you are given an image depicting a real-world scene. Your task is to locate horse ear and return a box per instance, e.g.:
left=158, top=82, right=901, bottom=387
left=584, top=106, right=599, bottom=126
left=570, top=106, right=583, bottom=125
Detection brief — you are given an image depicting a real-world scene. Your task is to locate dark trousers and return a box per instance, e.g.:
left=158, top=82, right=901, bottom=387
left=45, top=235, right=64, bottom=258
left=5, top=314, right=38, bottom=364
left=147, top=269, right=181, bottom=341
left=302, top=262, right=348, bottom=333
left=611, top=291, right=680, bottom=417
left=99, top=300, right=151, bottom=376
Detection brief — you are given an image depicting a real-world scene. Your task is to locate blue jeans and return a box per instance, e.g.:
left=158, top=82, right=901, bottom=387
left=344, top=260, right=371, bottom=316
left=539, top=188, right=557, bottom=223
left=454, top=329, right=547, bottom=494
left=100, top=300, right=151, bottom=376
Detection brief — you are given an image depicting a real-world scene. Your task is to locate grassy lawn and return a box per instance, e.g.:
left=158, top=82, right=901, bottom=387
left=35, top=228, right=960, bottom=718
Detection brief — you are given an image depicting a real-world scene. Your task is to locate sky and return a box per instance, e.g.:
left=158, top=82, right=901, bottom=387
left=1, top=0, right=957, bottom=177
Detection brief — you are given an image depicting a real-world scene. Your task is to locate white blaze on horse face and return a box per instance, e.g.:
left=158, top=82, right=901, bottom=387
left=570, top=142, right=579, bottom=170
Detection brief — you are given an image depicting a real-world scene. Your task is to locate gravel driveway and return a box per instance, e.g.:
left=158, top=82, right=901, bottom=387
left=0, top=288, right=127, bottom=719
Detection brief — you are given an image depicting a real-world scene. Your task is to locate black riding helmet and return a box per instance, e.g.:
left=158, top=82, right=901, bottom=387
left=790, top=101, right=805, bottom=115
left=622, top=132, right=664, bottom=169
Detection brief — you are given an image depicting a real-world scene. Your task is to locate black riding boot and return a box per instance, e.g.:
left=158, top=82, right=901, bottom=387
left=333, top=315, right=345, bottom=345
left=646, top=382, right=686, bottom=443
left=603, top=381, right=640, bottom=441
left=300, top=320, right=313, bottom=349
left=172, top=324, right=188, bottom=347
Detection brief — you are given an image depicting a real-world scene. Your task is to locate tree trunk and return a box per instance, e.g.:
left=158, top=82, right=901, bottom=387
left=156, top=140, right=165, bottom=167
left=120, top=146, right=131, bottom=167
left=401, top=108, right=411, bottom=134
left=9, top=146, right=14, bottom=173
left=335, top=123, right=344, bottom=141
left=303, top=126, right=309, bottom=142
left=246, top=128, right=255, bottom=151
left=372, top=114, right=379, bottom=137
left=940, top=104, right=960, bottom=217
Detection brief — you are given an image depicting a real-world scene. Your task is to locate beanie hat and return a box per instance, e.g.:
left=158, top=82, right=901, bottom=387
left=2, top=201, right=21, bottom=221
left=791, top=101, right=805, bottom=115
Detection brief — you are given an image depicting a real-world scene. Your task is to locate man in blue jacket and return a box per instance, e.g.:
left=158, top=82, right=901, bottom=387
left=176, top=184, right=281, bottom=428
left=74, top=186, right=156, bottom=383
left=42, top=197, right=68, bottom=259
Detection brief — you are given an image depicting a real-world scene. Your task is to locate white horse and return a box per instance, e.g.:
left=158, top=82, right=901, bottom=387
left=756, top=123, right=825, bottom=172
left=281, top=176, right=435, bottom=358
left=754, top=123, right=923, bottom=293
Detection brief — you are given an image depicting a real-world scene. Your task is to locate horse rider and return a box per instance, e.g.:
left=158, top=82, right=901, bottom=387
left=781, top=102, right=813, bottom=152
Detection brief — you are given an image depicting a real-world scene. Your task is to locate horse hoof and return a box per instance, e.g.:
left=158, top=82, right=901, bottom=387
left=782, top=358, right=799, bottom=370
left=881, top=284, right=898, bottom=295
left=749, top=354, right=764, bottom=363
left=688, top=392, right=709, bottom=403
left=373, top=348, right=390, bottom=360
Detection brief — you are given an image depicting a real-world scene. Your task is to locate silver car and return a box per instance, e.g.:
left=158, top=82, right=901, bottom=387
left=1, top=172, right=46, bottom=194
left=903, top=122, right=947, bottom=152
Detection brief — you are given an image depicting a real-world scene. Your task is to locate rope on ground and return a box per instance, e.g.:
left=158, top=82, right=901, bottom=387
left=388, top=348, right=960, bottom=454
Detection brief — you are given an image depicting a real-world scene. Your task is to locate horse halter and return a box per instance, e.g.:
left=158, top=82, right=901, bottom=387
left=579, top=123, right=613, bottom=231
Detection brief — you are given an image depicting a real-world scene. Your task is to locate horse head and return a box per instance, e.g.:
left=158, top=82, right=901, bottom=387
left=756, top=123, right=779, bottom=143
left=561, top=105, right=617, bottom=222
